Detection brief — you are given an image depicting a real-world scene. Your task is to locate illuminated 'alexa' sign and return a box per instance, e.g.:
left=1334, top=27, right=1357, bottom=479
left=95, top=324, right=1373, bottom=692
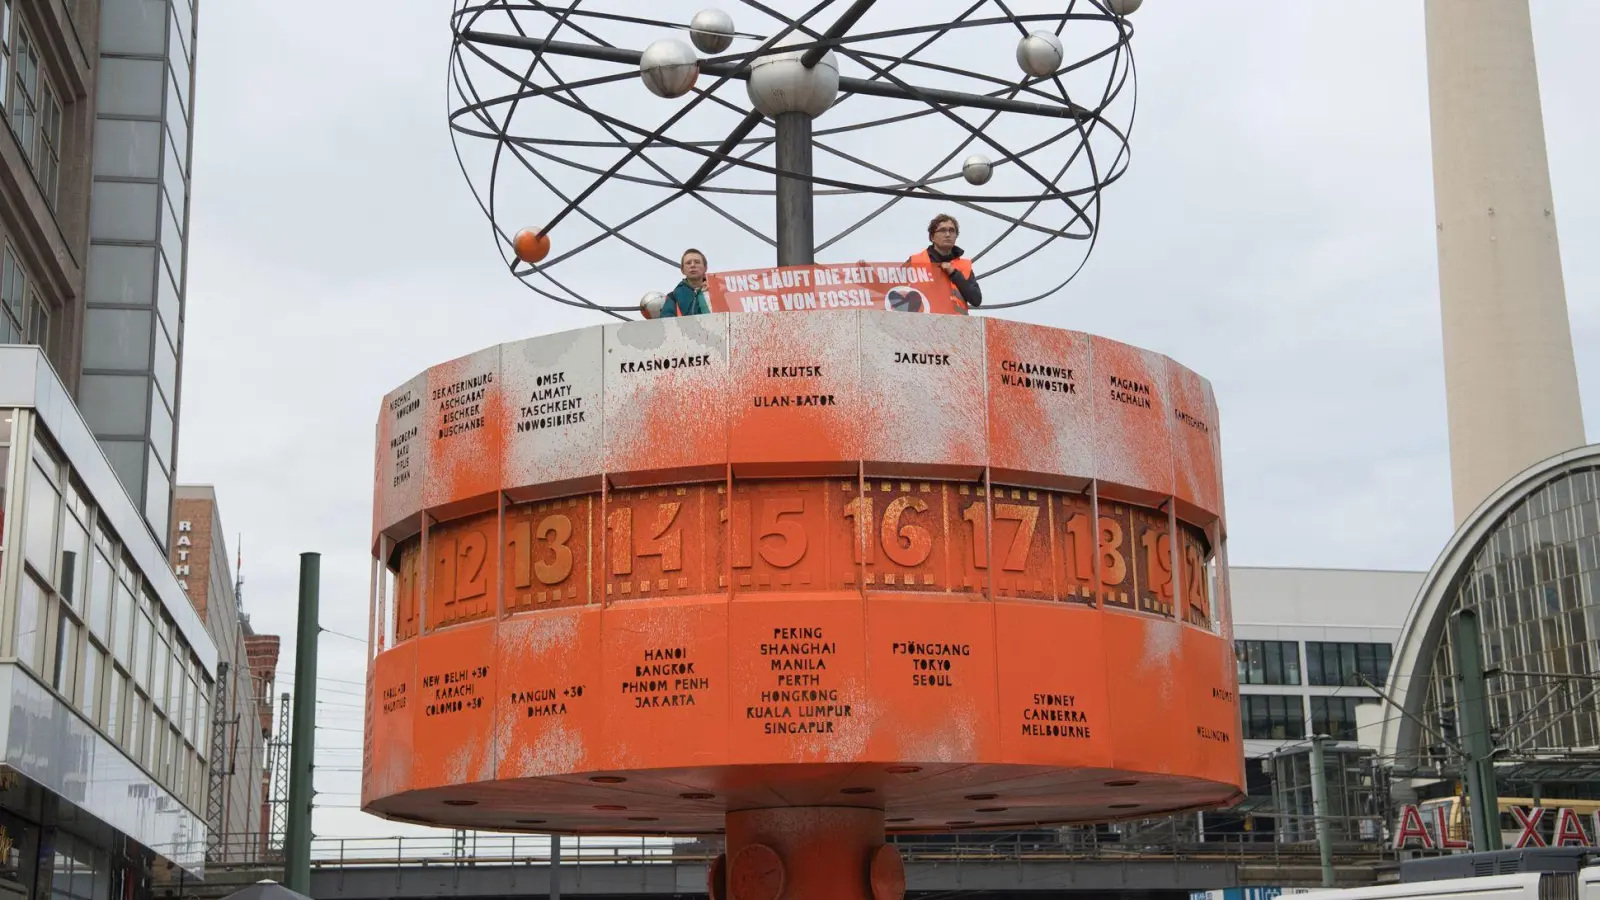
left=1393, top=804, right=1600, bottom=849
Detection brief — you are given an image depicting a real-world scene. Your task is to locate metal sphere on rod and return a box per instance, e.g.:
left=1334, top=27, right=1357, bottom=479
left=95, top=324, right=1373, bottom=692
left=1015, top=31, right=1064, bottom=79
left=746, top=37, right=840, bottom=118
left=640, top=38, right=700, bottom=98
left=689, top=8, right=735, bottom=54
left=512, top=228, right=550, bottom=264
left=962, top=154, right=994, bottom=186
left=448, top=3, right=1140, bottom=312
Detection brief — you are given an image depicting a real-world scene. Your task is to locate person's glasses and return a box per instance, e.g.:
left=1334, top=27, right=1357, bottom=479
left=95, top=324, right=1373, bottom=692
left=934, top=227, right=958, bottom=235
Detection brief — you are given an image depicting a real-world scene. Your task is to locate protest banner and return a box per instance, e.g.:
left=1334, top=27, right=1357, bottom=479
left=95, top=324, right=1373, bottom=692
left=706, top=262, right=967, bottom=315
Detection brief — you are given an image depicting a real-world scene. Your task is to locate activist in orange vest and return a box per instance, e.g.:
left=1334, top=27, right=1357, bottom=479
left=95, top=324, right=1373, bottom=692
left=908, top=213, right=983, bottom=312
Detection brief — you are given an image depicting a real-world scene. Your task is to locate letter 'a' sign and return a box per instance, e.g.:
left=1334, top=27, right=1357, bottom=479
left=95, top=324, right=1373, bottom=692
left=1393, top=804, right=1600, bottom=849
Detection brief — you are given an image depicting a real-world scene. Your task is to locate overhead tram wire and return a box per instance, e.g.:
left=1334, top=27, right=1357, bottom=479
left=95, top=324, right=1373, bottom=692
left=321, top=626, right=369, bottom=644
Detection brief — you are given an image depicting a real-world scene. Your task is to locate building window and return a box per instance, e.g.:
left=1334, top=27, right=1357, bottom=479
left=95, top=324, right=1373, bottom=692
left=5, top=417, right=205, bottom=806
left=24, top=288, right=47, bottom=347
left=81, top=645, right=102, bottom=722
left=0, top=1, right=10, bottom=107
left=14, top=573, right=45, bottom=670
left=1241, top=694, right=1306, bottom=740
left=1, top=244, right=23, bottom=342
left=49, top=829, right=110, bottom=900
left=9, top=24, right=60, bottom=207
left=1306, top=642, right=1392, bottom=686
left=106, top=670, right=125, bottom=743
left=1236, top=640, right=1301, bottom=685
left=127, top=693, right=145, bottom=763
left=1310, top=696, right=1377, bottom=742
left=52, top=608, right=79, bottom=697
left=1, top=245, right=49, bottom=348
left=23, top=460, right=58, bottom=581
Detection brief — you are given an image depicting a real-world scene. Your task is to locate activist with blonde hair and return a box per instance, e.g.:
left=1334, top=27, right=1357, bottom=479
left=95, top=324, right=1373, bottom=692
left=661, top=248, right=712, bottom=317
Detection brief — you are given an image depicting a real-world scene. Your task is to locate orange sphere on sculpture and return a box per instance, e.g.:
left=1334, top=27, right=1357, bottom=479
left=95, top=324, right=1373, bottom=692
left=512, top=228, right=550, bottom=264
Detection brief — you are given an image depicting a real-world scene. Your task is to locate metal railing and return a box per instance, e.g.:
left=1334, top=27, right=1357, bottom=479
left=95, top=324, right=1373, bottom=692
left=293, top=828, right=1397, bottom=871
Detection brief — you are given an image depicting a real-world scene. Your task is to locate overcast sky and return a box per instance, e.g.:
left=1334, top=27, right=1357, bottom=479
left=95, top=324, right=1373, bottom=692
left=173, top=2, right=1600, bottom=842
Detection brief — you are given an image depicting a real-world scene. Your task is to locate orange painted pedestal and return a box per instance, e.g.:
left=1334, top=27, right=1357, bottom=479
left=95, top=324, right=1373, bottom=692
left=720, top=808, right=897, bottom=900
left=363, top=312, right=1242, bottom=896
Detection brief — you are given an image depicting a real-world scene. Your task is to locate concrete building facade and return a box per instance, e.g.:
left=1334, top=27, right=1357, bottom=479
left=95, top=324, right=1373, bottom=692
left=1224, top=567, right=1419, bottom=843
left=170, top=486, right=277, bottom=864
left=0, top=0, right=210, bottom=896
left=0, top=346, right=215, bottom=897
left=81, top=0, right=196, bottom=546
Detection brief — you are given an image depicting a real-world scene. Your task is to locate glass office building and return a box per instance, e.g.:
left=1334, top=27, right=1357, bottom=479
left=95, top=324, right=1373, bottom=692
left=0, top=1, right=211, bottom=895
left=84, top=0, right=197, bottom=547
left=1386, top=445, right=1600, bottom=769
left=0, top=346, right=216, bottom=896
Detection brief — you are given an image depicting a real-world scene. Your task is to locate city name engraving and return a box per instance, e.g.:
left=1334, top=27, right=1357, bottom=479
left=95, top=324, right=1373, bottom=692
left=1022, top=692, right=1092, bottom=739
left=1000, top=359, right=1076, bottom=394
left=621, top=647, right=707, bottom=708
left=620, top=354, right=712, bottom=374
left=1175, top=409, right=1210, bottom=433
left=435, top=372, right=494, bottom=440
left=1108, top=374, right=1153, bottom=409
left=747, top=627, right=853, bottom=734
left=517, top=370, right=588, bottom=432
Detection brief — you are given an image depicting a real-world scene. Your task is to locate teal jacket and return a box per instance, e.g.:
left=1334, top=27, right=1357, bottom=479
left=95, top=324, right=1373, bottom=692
left=662, top=280, right=710, bottom=317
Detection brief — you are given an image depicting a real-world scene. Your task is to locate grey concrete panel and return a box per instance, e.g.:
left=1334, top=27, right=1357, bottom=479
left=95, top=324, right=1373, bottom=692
left=857, top=309, right=986, bottom=476
left=1090, top=336, right=1175, bottom=505
left=377, top=372, right=429, bottom=538
left=984, top=318, right=1095, bottom=489
left=423, top=344, right=504, bottom=512
left=1208, top=378, right=1227, bottom=531
left=502, top=326, right=605, bottom=498
left=727, top=310, right=861, bottom=472
left=603, top=314, right=730, bottom=485
left=1166, top=357, right=1221, bottom=523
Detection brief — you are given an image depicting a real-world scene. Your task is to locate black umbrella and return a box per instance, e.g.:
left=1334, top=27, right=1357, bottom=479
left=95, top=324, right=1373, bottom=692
left=220, top=881, right=314, bottom=900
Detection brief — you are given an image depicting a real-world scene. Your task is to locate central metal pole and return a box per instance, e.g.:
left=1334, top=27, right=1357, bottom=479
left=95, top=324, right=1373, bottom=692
left=775, top=112, right=815, bottom=266
left=719, top=807, right=899, bottom=899
left=283, top=552, right=321, bottom=894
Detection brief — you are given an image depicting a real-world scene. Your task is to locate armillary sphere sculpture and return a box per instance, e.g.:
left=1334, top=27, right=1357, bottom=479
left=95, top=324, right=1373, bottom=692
left=447, top=0, right=1142, bottom=317
left=369, top=4, right=1245, bottom=899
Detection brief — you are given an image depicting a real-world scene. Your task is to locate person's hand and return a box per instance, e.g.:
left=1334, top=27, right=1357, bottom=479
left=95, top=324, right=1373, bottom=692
left=938, top=261, right=954, bottom=275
